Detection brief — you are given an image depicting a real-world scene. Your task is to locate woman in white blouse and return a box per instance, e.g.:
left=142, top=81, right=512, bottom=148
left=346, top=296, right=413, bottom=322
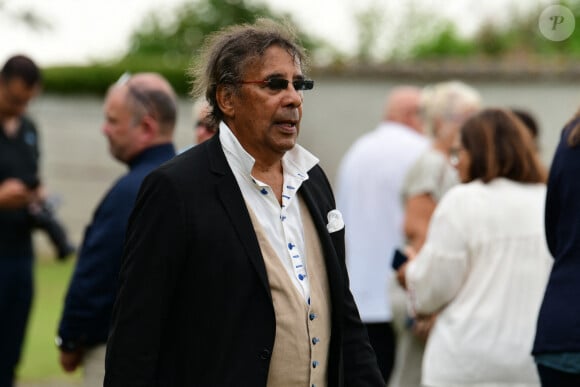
left=398, top=108, right=552, bottom=387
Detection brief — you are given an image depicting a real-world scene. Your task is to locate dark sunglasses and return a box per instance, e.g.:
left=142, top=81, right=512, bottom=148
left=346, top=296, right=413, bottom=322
left=241, top=78, right=314, bottom=91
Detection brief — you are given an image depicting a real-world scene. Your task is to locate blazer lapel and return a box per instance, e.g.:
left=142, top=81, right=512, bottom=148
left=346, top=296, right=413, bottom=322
left=206, top=136, right=271, bottom=296
left=300, top=180, right=344, bottom=312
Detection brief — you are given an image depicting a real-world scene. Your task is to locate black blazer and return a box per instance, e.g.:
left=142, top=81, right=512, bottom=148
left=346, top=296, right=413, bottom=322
left=104, top=135, right=383, bottom=386
left=533, top=123, right=580, bottom=355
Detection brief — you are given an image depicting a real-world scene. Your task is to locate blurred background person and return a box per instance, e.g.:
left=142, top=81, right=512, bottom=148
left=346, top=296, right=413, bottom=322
left=193, top=98, right=217, bottom=144
left=56, top=72, right=177, bottom=386
left=400, top=108, right=551, bottom=387
left=512, top=107, right=541, bottom=154
left=402, top=80, right=482, bottom=252
left=0, top=54, right=44, bottom=387
left=336, top=86, right=429, bottom=384
left=533, top=108, right=580, bottom=386
left=389, top=80, right=482, bottom=387
left=179, top=98, right=218, bottom=154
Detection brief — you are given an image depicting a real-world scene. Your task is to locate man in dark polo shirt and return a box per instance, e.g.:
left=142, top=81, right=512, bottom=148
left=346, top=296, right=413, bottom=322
left=0, top=54, right=43, bottom=387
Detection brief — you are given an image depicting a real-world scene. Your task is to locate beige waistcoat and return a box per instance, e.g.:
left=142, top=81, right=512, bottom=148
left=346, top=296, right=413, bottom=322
left=247, top=196, right=332, bottom=387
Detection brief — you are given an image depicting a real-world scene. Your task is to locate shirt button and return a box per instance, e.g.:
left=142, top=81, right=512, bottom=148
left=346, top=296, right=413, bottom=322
left=312, top=360, right=319, bottom=368
left=309, top=313, right=317, bottom=321
left=312, top=337, right=320, bottom=345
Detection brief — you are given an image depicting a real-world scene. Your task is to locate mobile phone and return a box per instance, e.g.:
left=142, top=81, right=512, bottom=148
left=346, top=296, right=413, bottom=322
left=391, top=248, right=409, bottom=271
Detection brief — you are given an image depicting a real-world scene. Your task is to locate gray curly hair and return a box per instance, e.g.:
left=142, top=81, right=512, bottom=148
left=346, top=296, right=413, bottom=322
left=189, top=18, right=308, bottom=128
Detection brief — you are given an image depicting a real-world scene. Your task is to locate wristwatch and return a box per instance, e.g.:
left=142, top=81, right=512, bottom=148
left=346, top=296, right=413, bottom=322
left=55, top=335, right=79, bottom=352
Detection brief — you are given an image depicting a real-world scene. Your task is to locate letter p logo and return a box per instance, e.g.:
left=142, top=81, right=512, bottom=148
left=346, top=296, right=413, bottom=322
left=539, top=5, right=575, bottom=41
left=551, top=15, right=565, bottom=30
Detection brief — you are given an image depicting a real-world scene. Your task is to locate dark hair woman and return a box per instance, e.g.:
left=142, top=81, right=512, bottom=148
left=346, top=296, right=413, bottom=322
left=399, top=108, right=551, bottom=386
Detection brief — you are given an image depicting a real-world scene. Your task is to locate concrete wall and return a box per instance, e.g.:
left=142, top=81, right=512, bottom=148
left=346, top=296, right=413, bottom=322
left=28, top=77, right=580, bottom=256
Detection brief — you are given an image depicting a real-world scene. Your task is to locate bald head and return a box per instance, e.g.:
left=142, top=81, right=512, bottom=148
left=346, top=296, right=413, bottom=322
left=127, top=73, right=176, bottom=100
left=124, top=73, right=178, bottom=137
left=102, top=72, right=177, bottom=163
left=383, top=86, right=422, bottom=133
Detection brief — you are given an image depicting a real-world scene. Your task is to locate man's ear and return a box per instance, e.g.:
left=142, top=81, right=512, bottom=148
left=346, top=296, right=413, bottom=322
left=139, top=115, right=158, bottom=142
left=216, top=84, right=235, bottom=118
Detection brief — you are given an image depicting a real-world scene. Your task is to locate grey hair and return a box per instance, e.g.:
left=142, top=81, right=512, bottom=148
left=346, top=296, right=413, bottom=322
left=420, top=81, right=482, bottom=138
left=125, top=76, right=177, bottom=135
left=189, top=18, right=308, bottom=128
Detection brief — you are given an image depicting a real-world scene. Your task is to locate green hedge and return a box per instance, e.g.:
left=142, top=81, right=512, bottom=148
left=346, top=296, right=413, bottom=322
left=42, top=59, right=193, bottom=96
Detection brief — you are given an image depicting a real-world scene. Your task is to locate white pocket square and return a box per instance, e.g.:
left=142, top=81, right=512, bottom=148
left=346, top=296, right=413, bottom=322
left=326, top=209, right=345, bottom=233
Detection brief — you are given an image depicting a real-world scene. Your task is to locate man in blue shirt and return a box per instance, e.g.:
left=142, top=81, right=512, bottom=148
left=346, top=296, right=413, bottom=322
left=56, top=72, right=177, bottom=386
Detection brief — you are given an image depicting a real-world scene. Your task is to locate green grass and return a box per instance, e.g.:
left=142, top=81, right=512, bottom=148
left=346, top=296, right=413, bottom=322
left=16, top=258, right=81, bottom=384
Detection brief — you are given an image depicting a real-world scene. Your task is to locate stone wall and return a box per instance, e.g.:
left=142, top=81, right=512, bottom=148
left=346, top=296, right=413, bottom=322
left=28, top=75, right=580, bottom=257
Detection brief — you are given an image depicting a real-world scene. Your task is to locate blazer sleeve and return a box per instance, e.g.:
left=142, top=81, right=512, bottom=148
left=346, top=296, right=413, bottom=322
left=104, top=169, right=187, bottom=386
left=544, top=136, right=564, bottom=258
left=405, top=189, right=469, bottom=315
left=58, top=180, right=136, bottom=346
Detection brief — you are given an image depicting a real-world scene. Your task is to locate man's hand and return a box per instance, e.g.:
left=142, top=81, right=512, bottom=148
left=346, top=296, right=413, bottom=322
left=59, top=349, right=84, bottom=373
left=0, top=178, right=33, bottom=209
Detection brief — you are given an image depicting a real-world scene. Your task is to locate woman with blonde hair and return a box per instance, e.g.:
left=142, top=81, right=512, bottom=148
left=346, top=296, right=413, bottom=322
left=390, top=81, right=481, bottom=387
left=399, top=108, right=552, bottom=387
left=403, top=80, right=482, bottom=251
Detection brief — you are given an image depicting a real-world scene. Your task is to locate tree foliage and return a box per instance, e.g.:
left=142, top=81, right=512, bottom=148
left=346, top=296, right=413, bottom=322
left=394, top=0, right=580, bottom=60
left=0, top=0, right=51, bottom=30
left=119, top=0, right=327, bottom=69
left=354, top=5, right=384, bottom=63
left=39, top=0, right=580, bottom=95
left=41, top=0, right=331, bottom=95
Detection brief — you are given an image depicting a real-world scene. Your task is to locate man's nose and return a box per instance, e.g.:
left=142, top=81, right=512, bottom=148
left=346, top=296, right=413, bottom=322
left=282, top=86, right=303, bottom=108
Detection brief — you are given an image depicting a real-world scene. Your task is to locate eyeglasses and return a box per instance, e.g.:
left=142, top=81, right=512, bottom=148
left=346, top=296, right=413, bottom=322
left=449, top=147, right=461, bottom=167
left=240, top=78, right=314, bottom=91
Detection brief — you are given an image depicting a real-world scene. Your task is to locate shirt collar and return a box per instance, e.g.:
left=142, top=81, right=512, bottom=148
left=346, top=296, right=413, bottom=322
left=219, top=121, right=319, bottom=181
left=128, top=143, right=175, bottom=169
